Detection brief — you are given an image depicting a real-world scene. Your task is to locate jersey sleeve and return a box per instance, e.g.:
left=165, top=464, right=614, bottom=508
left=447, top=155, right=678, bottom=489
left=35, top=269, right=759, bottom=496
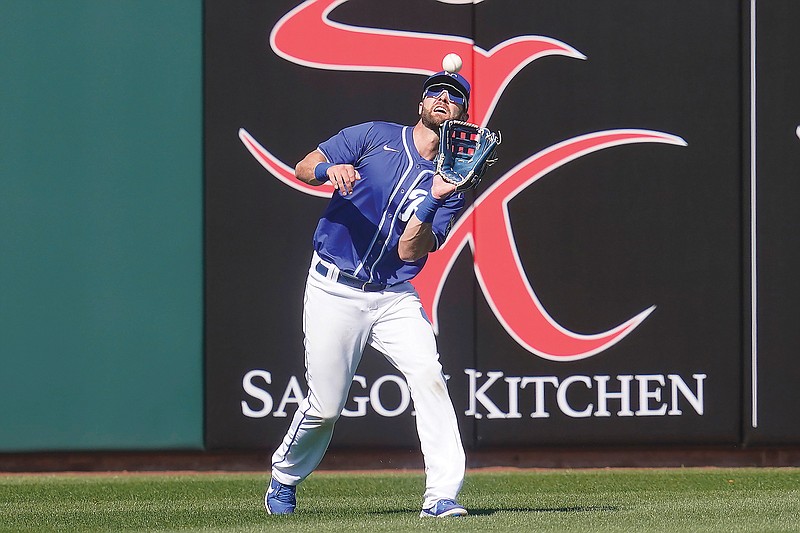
left=317, top=122, right=375, bottom=164
left=429, top=192, right=466, bottom=251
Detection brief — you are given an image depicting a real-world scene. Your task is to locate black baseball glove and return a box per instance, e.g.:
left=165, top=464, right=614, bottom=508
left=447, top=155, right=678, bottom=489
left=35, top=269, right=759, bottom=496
left=436, top=120, right=501, bottom=192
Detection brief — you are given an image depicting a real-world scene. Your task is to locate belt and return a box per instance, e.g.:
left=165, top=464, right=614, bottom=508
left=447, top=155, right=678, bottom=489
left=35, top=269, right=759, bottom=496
left=315, top=262, right=388, bottom=292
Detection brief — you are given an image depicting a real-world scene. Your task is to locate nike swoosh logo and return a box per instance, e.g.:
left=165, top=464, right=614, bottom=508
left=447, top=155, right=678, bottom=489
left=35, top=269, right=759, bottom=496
left=383, top=145, right=399, bottom=152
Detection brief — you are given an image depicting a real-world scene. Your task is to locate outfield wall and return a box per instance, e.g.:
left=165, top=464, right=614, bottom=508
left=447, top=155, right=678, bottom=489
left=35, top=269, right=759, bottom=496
left=0, top=1, right=203, bottom=451
left=1, top=1, right=799, bottom=455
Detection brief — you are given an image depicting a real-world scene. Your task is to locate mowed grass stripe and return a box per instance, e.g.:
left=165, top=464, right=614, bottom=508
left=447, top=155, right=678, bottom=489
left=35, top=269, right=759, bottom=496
left=1, top=468, right=798, bottom=532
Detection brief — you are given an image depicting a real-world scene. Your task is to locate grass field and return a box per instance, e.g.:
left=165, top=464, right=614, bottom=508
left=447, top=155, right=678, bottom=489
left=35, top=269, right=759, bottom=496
left=1, top=468, right=799, bottom=532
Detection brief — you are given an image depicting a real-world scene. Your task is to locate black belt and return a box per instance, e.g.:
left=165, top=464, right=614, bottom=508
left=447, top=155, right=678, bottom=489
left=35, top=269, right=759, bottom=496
left=315, top=262, right=388, bottom=292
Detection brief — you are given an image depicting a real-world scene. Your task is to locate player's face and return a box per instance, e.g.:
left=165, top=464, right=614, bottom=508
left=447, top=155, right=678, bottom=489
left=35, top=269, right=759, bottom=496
left=419, top=89, right=467, bottom=130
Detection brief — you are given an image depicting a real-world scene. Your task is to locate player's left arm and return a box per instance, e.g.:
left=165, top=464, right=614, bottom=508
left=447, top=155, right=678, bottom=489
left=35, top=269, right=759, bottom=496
left=398, top=173, right=459, bottom=262
left=398, top=217, right=435, bottom=262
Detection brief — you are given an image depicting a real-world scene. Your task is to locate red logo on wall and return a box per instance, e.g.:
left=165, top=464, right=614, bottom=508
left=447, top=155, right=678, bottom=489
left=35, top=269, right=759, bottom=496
left=239, top=0, right=686, bottom=361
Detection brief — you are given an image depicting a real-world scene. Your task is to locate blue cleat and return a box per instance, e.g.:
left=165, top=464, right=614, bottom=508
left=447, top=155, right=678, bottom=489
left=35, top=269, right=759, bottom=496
left=419, top=498, right=468, bottom=518
left=265, top=477, right=296, bottom=515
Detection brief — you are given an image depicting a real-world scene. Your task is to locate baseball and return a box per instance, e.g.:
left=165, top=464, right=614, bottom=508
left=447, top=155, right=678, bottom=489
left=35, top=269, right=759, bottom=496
left=442, top=53, right=462, bottom=73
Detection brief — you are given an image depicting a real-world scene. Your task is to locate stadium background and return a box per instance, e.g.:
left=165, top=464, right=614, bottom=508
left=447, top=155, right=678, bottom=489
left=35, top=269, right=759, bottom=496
left=2, top=0, right=799, bottom=469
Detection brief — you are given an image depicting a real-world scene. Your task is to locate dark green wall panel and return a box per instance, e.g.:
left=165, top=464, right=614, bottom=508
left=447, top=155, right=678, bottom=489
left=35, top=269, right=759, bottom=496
left=0, top=1, right=203, bottom=451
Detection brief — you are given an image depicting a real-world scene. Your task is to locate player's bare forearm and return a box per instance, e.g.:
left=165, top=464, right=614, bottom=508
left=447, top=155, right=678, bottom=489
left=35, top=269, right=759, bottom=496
left=295, top=150, right=361, bottom=195
left=398, top=176, right=457, bottom=261
left=295, top=150, right=328, bottom=185
left=398, top=216, right=436, bottom=262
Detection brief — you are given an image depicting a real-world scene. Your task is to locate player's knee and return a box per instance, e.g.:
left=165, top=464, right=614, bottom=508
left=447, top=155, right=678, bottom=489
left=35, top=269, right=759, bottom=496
left=317, top=406, right=343, bottom=425
left=307, top=391, right=347, bottom=424
left=408, top=363, right=448, bottom=393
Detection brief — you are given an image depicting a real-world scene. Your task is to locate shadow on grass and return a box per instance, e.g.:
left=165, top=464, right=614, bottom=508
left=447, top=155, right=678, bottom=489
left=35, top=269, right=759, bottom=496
left=349, top=505, right=620, bottom=517
left=467, top=505, right=620, bottom=516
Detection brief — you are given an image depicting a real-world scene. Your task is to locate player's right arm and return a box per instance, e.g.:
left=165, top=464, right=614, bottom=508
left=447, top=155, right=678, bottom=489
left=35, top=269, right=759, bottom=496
left=295, top=149, right=360, bottom=195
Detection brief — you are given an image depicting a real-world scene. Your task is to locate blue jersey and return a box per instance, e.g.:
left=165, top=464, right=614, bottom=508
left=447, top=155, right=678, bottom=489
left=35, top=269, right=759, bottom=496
left=315, top=121, right=465, bottom=286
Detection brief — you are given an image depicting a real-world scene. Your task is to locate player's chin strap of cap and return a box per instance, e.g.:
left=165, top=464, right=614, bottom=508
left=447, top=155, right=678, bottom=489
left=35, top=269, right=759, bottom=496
left=313, top=253, right=388, bottom=292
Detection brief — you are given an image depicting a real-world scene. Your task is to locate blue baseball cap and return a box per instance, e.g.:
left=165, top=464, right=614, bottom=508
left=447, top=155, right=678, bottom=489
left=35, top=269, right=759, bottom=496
left=423, top=71, right=471, bottom=110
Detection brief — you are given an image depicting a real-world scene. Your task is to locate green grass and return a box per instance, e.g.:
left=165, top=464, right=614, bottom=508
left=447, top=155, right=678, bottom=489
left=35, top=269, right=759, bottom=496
left=1, top=468, right=799, bottom=532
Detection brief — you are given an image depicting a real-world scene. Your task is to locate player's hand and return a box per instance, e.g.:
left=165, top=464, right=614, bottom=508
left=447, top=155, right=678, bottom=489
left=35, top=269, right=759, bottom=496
left=328, top=164, right=361, bottom=195
left=431, top=172, right=458, bottom=200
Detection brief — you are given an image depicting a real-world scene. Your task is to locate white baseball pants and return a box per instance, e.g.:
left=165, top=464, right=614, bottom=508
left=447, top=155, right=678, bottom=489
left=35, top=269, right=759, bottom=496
left=271, top=254, right=465, bottom=507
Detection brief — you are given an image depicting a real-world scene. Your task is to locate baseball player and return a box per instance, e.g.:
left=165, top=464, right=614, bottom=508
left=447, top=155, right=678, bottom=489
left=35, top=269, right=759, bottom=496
left=265, top=71, right=473, bottom=518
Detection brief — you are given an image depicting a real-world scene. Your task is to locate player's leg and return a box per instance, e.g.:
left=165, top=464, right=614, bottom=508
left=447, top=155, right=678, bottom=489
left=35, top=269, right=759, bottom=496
left=271, top=270, right=371, bottom=486
left=368, top=286, right=466, bottom=512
